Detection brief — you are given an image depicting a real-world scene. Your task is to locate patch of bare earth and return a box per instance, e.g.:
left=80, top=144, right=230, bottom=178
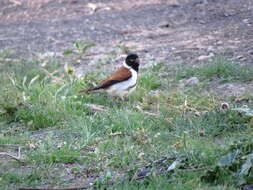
left=0, top=0, right=252, bottom=64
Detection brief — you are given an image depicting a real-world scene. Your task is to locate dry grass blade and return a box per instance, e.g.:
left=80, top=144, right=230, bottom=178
left=85, top=103, right=107, bottom=112
left=135, top=105, right=160, bottom=117
left=41, top=68, right=64, bottom=84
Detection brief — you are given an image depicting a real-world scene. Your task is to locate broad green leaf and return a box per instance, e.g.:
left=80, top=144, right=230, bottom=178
left=63, top=50, right=74, bottom=55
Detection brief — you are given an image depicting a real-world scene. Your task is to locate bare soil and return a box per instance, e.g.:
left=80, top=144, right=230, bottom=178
left=0, top=0, right=253, bottom=85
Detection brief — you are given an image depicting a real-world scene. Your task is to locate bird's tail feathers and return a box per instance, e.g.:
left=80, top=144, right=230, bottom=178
left=79, top=88, right=92, bottom=93
left=79, top=86, right=101, bottom=94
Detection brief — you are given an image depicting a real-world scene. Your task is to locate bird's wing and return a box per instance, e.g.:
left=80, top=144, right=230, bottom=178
left=100, top=66, right=132, bottom=86
left=79, top=66, right=132, bottom=93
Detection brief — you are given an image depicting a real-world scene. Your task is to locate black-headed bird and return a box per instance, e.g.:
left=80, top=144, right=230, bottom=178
left=79, top=53, right=140, bottom=98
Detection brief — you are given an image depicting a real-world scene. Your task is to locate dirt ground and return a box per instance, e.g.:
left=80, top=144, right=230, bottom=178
left=0, top=0, right=253, bottom=72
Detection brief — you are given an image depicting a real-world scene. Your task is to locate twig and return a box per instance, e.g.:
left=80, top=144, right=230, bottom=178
left=143, top=111, right=160, bottom=117
left=135, top=105, right=160, bottom=117
left=41, top=68, right=64, bottom=84
left=0, top=146, right=24, bottom=163
left=85, top=103, right=107, bottom=112
left=0, top=152, right=21, bottom=162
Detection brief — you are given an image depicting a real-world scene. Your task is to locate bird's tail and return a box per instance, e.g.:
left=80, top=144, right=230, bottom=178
left=79, top=86, right=101, bottom=94
left=79, top=88, right=92, bottom=93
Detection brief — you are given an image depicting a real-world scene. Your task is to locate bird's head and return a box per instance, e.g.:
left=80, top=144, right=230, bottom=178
left=125, top=53, right=140, bottom=72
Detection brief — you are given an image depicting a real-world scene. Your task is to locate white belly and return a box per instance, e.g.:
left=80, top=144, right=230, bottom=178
left=105, top=69, right=137, bottom=97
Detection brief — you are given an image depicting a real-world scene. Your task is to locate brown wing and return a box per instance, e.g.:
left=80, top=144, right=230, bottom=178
left=101, top=66, right=132, bottom=85
left=79, top=66, right=131, bottom=93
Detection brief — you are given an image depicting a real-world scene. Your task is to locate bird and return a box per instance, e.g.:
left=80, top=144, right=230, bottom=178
left=79, top=53, right=140, bottom=98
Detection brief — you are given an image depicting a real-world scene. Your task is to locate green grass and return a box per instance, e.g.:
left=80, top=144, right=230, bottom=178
left=0, top=54, right=252, bottom=189
left=175, top=56, right=253, bottom=82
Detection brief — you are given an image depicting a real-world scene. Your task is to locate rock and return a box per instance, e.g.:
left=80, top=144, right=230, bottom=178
left=243, top=19, right=250, bottom=24
left=217, top=83, right=246, bottom=97
left=216, top=41, right=223, bottom=45
left=179, top=77, right=199, bottom=88
left=136, top=169, right=150, bottom=178
left=197, top=53, right=214, bottom=61
left=186, top=77, right=199, bottom=86
left=243, top=184, right=253, bottom=190
left=87, top=3, right=98, bottom=13
left=69, top=0, right=78, bottom=3
left=168, top=0, right=180, bottom=7
left=159, top=21, right=171, bottom=28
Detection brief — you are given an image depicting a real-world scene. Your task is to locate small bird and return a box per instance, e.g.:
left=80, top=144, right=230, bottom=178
left=79, top=53, right=140, bottom=98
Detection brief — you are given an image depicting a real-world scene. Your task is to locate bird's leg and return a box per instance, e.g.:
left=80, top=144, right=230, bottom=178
left=120, top=95, right=125, bottom=101
left=122, top=95, right=129, bottom=102
left=111, top=96, right=125, bottom=104
left=107, top=95, right=120, bottom=105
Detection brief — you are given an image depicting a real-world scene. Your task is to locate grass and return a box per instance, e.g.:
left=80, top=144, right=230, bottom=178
left=175, top=56, right=253, bottom=82
left=0, top=53, right=252, bottom=190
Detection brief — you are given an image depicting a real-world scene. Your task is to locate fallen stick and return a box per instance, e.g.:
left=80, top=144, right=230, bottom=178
left=0, top=146, right=24, bottom=163
left=0, top=152, right=21, bottom=162
left=135, top=105, right=160, bottom=117
left=85, top=103, right=107, bottom=112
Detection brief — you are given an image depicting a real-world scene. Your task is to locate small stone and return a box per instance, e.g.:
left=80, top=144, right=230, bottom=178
left=243, top=19, right=249, bottom=24
left=185, top=77, right=199, bottom=86
left=216, top=41, right=223, bottom=45
left=236, top=55, right=244, bottom=59
left=243, top=184, right=253, bottom=190
left=87, top=3, right=98, bottom=13
left=69, top=0, right=78, bottom=3
left=137, top=169, right=150, bottom=178
left=179, top=77, right=200, bottom=88
left=169, top=0, right=180, bottom=7
left=159, top=21, right=171, bottom=28
left=207, top=46, right=215, bottom=51
left=138, top=152, right=145, bottom=159
left=197, top=53, right=214, bottom=61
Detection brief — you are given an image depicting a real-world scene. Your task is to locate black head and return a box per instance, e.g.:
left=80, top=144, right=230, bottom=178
left=125, top=53, right=140, bottom=72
